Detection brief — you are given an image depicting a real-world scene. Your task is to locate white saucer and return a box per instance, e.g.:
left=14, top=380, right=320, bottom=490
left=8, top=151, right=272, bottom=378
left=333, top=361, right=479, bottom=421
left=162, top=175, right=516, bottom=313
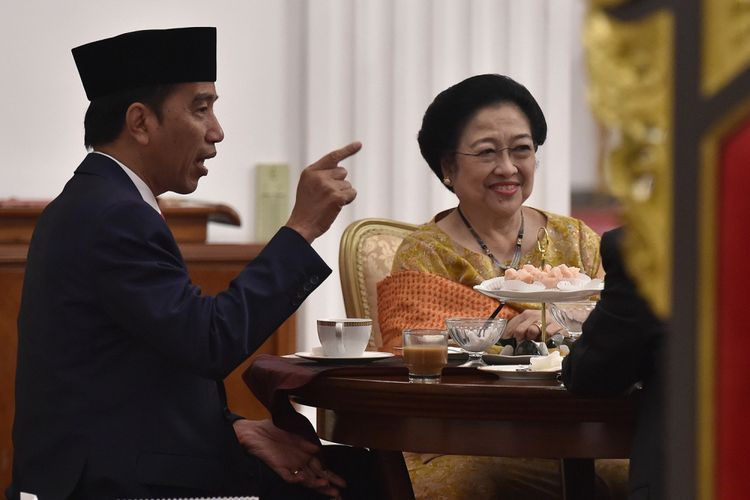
left=294, top=351, right=394, bottom=363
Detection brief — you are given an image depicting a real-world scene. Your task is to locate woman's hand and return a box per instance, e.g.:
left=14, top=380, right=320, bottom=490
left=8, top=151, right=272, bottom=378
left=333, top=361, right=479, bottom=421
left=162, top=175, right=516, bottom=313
left=233, top=419, right=346, bottom=497
left=502, top=309, right=562, bottom=342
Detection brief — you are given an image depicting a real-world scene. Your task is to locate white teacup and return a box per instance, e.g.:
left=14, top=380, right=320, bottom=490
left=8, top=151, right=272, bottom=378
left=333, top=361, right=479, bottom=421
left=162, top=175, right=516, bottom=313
left=317, top=318, right=372, bottom=357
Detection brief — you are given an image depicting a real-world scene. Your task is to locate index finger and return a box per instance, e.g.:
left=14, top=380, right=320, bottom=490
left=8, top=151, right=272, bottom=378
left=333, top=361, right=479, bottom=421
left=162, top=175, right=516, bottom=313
left=311, top=141, right=362, bottom=170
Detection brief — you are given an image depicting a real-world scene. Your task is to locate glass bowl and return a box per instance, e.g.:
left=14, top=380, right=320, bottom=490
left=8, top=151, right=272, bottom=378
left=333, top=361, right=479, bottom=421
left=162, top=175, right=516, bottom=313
left=548, top=301, right=597, bottom=341
left=445, top=317, right=507, bottom=366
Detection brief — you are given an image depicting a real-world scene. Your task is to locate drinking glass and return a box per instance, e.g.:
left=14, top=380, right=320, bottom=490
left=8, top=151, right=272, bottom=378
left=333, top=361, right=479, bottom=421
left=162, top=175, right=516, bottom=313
left=549, top=301, right=596, bottom=341
left=445, top=317, right=507, bottom=367
left=402, top=329, right=449, bottom=383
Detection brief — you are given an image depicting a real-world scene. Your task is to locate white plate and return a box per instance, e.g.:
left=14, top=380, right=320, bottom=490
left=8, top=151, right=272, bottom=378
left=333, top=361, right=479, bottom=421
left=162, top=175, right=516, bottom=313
left=294, top=351, right=394, bottom=363
left=473, top=281, right=603, bottom=303
left=478, top=364, right=561, bottom=380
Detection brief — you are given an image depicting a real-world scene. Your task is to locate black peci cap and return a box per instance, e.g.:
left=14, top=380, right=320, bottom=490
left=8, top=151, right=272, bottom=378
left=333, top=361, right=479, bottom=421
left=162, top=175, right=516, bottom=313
left=72, top=27, right=216, bottom=100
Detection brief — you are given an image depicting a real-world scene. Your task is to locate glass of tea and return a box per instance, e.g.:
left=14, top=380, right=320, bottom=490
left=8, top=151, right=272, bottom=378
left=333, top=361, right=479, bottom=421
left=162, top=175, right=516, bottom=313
left=402, top=329, right=449, bottom=383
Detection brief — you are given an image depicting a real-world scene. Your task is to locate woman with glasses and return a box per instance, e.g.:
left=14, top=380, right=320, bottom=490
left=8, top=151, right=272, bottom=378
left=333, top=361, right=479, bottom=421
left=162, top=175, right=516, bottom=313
left=389, top=73, right=604, bottom=343
left=380, top=74, right=625, bottom=499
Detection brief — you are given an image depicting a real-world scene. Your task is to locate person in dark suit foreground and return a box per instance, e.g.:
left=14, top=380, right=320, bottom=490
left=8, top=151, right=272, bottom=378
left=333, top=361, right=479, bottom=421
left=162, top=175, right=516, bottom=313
left=561, top=227, right=665, bottom=499
left=8, top=27, right=374, bottom=499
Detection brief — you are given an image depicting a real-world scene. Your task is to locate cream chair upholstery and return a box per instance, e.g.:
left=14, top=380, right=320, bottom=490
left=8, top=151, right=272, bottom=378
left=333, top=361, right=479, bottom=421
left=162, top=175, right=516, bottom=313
left=339, top=218, right=418, bottom=349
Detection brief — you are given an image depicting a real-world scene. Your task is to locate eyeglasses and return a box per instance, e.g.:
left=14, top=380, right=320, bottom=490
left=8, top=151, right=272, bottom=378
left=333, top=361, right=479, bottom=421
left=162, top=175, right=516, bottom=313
left=454, top=144, right=536, bottom=165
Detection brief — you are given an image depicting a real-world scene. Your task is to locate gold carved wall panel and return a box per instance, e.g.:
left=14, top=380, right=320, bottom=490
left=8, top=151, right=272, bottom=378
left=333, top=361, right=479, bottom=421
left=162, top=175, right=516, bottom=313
left=702, top=0, right=750, bottom=96
left=584, top=8, right=674, bottom=319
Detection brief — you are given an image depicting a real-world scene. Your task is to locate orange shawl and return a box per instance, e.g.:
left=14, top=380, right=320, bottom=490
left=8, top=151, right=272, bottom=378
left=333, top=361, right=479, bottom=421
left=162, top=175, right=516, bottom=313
left=376, top=270, right=518, bottom=352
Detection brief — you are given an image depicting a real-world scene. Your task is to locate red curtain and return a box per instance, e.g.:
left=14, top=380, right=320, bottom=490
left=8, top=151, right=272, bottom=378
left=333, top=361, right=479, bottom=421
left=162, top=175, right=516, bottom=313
left=717, top=116, right=750, bottom=499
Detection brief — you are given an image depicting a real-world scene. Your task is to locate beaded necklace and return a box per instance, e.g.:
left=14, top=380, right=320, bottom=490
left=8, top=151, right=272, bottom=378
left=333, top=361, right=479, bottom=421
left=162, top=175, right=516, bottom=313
left=456, top=206, right=524, bottom=271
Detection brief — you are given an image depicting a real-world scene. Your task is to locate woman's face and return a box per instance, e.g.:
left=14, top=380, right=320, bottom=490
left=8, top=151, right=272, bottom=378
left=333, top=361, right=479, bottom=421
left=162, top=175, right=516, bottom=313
left=443, top=102, right=536, bottom=219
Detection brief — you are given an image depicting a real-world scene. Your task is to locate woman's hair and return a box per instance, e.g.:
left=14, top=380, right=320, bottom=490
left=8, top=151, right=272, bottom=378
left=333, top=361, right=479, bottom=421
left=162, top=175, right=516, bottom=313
left=417, top=74, right=547, bottom=189
left=83, top=83, right=177, bottom=149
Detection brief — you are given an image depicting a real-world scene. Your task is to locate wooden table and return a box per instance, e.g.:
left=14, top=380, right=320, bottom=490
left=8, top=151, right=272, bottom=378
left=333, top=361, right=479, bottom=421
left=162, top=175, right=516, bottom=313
left=281, top=363, right=638, bottom=499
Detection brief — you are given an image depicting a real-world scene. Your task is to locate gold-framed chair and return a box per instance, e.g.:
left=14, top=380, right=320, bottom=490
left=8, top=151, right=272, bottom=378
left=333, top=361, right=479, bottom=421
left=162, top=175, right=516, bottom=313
left=338, top=218, right=418, bottom=349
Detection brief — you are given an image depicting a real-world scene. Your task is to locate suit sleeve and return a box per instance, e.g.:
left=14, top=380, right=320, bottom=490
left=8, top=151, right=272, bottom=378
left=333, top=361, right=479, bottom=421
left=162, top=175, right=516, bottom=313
left=89, top=200, right=330, bottom=380
left=561, top=228, right=663, bottom=397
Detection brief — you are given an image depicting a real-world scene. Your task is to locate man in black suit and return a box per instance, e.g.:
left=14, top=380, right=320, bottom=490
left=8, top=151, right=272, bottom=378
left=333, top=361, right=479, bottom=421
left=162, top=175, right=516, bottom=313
left=561, top=227, right=665, bottom=499
left=8, top=27, right=371, bottom=499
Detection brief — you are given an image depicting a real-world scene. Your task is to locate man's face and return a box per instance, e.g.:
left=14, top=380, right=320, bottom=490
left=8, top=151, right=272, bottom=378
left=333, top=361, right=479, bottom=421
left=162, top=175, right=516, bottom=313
left=144, top=82, right=224, bottom=195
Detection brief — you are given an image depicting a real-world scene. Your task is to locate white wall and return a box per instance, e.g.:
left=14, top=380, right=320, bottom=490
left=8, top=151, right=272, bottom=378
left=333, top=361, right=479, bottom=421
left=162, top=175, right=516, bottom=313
left=0, top=0, right=293, bottom=242
left=1, top=0, right=599, bottom=418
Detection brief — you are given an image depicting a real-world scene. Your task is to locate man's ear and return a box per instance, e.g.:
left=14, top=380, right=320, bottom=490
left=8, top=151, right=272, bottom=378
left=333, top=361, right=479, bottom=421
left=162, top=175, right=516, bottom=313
left=124, top=102, right=155, bottom=146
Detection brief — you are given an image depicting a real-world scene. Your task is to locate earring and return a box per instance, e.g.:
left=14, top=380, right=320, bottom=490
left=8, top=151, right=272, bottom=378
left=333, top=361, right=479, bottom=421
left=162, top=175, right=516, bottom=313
left=443, top=177, right=452, bottom=186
